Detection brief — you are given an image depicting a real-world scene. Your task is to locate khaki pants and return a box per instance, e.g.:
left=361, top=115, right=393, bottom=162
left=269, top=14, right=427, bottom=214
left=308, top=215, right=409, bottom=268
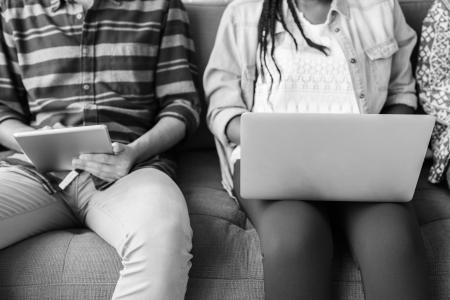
left=0, top=166, right=193, bottom=300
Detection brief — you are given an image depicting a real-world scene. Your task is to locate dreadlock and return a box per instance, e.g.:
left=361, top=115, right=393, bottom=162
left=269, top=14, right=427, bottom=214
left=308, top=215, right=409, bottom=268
left=257, top=0, right=329, bottom=83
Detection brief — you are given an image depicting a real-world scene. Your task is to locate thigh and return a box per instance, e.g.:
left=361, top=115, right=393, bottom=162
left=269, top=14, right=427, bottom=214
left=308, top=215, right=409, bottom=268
left=338, top=202, right=423, bottom=261
left=84, top=168, right=191, bottom=250
left=233, top=161, right=330, bottom=233
left=0, top=167, right=79, bottom=249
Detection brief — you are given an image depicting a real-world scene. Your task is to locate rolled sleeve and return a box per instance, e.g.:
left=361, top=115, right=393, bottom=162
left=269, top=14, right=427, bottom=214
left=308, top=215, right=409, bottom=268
left=385, top=0, right=418, bottom=110
left=209, top=106, right=248, bottom=146
left=155, top=0, right=200, bottom=137
left=204, top=4, right=249, bottom=146
left=385, top=92, right=417, bottom=109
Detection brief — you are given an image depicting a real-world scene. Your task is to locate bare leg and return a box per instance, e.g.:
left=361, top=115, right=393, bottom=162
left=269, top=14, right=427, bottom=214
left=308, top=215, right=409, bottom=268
left=234, top=162, right=333, bottom=300
left=340, top=202, right=430, bottom=300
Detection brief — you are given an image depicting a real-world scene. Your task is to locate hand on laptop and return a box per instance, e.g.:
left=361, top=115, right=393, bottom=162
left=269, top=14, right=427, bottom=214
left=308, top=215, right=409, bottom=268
left=38, top=122, right=66, bottom=130
left=72, top=142, right=138, bottom=182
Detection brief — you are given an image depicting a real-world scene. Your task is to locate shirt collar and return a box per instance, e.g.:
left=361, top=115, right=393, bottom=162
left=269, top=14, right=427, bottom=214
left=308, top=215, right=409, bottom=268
left=331, top=0, right=350, bottom=19
left=50, top=0, right=123, bottom=11
left=274, top=0, right=349, bottom=34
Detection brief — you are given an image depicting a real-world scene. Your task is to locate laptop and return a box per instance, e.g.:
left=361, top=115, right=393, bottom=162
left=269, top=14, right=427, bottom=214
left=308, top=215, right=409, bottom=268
left=239, top=113, right=435, bottom=202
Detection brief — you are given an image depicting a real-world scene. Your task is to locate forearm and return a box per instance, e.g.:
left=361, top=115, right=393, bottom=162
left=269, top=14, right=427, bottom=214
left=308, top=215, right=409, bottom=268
left=381, top=104, right=415, bottom=114
left=225, top=115, right=241, bottom=145
left=0, top=119, right=34, bottom=152
left=128, top=117, right=186, bottom=164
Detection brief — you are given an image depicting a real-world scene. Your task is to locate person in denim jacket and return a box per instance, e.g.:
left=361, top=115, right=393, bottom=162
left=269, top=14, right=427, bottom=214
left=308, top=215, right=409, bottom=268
left=416, top=0, right=450, bottom=188
left=204, top=0, right=430, bottom=299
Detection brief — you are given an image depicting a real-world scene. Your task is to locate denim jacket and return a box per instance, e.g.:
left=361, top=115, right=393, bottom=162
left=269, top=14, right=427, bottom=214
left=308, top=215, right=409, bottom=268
left=204, top=0, right=418, bottom=195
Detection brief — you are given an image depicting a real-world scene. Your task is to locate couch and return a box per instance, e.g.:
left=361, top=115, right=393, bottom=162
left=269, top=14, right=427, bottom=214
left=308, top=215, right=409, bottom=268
left=0, top=0, right=448, bottom=299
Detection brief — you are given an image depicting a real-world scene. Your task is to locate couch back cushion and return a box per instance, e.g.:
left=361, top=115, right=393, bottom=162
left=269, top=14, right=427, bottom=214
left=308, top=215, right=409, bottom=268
left=181, top=0, right=434, bottom=151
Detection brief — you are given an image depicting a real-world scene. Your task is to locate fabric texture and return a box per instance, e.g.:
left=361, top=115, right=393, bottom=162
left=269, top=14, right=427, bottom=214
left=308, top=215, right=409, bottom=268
left=204, top=0, right=418, bottom=195
left=416, top=0, right=450, bottom=183
left=0, top=0, right=201, bottom=186
left=253, top=10, right=359, bottom=114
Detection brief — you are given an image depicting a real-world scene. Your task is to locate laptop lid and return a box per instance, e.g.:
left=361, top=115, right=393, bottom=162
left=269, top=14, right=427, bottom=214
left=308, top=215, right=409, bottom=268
left=239, top=113, right=434, bottom=201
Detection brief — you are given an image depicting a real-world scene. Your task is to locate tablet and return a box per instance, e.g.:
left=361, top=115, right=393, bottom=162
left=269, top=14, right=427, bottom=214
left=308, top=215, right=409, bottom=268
left=14, top=125, right=113, bottom=172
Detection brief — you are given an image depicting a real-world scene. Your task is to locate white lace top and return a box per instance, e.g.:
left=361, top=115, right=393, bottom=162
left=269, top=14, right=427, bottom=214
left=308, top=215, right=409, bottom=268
left=231, top=12, right=360, bottom=164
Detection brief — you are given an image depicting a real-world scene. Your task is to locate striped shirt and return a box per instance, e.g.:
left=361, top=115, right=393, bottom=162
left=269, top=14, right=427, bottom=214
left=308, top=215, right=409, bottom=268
left=0, top=0, right=201, bottom=184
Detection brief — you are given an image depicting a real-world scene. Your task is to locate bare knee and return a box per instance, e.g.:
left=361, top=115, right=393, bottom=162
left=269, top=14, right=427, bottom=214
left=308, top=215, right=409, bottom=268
left=349, top=203, right=424, bottom=265
left=257, top=202, right=333, bottom=261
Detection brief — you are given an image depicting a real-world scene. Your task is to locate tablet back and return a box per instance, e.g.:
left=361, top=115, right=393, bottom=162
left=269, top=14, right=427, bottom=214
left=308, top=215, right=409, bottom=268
left=14, top=125, right=112, bottom=172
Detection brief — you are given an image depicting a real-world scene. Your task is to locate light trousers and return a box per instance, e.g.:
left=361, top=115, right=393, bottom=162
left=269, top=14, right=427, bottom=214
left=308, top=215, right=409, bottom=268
left=0, top=166, right=193, bottom=300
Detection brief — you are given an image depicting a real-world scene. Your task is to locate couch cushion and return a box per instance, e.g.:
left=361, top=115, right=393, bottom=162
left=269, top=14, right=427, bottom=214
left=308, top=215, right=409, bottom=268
left=178, top=150, right=247, bottom=227
left=422, top=220, right=450, bottom=299
left=413, top=161, right=450, bottom=225
left=0, top=230, right=120, bottom=299
left=178, top=1, right=230, bottom=151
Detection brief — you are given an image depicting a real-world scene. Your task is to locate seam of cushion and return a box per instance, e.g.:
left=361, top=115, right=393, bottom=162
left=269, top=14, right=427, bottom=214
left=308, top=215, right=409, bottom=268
left=189, top=213, right=246, bottom=228
left=421, top=217, right=450, bottom=227
left=188, top=277, right=364, bottom=283
left=0, top=283, right=118, bottom=287
left=61, top=234, right=75, bottom=279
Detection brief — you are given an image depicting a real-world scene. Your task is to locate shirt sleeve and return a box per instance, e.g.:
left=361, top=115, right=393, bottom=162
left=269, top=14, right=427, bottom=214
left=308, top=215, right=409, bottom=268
left=0, top=13, right=30, bottom=124
left=384, top=0, right=418, bottom=109
left=203, top=4, right=250, bottom=146
left=154, top=0, right=201, bottom=137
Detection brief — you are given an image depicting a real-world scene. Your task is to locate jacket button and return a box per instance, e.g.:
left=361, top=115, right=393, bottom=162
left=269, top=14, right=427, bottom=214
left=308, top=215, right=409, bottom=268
left=359, top=93, right=365, bottom=99
left=350, top=58, right=357, bottom=64
left=334, top=28, right=340, bottom=33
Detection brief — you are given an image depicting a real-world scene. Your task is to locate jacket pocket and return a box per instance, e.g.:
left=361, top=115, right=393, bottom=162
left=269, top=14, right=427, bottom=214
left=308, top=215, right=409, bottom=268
left=365, top=40, right=399, bottom=91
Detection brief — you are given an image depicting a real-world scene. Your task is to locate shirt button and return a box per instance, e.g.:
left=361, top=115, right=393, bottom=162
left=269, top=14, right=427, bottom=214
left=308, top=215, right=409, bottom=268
left=359, top=93, right=365, bottom=99
left=83, top=84, right=90, bottom=91
left=350, top=58, right=357, bottom=64
left=76, top=13, right=83, bottom=20
left=334, top=28, right=340, bottom=33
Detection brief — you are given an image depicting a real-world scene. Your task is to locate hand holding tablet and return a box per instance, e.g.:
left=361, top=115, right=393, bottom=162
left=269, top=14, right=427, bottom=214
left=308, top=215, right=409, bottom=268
left=13, top=125, right=113, bottom=172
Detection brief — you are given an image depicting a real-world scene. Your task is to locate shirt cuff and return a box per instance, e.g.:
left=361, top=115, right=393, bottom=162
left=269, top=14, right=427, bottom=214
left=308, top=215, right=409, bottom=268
left=156, top=100, right=200, bottom=137
left=385, top=93, right=418, bottom=110
left=0, top=109, right=27, bottom=125
left=209, top=107, right=248, bottom=146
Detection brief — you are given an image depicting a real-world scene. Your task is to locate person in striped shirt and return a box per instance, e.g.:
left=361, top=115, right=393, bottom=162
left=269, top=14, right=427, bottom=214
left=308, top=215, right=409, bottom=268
left=0, top=0, right=200, bottom=299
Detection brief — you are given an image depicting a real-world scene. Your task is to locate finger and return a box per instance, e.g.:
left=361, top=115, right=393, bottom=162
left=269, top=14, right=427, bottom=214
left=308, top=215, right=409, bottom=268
left=112, top=142, right=125, bottom=155
left=52, top=122, right=66, bottom=129
left=72, top=159, right=116, bottom=181
left=78, top=153, right=114, bottom=164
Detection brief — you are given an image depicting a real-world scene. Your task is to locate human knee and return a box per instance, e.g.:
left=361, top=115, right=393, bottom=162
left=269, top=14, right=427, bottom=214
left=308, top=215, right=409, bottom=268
left=258, top=204, right=333, bottom=261
left=122, top=211, right=192, bottom=261
left=352, top=204, right=423, bottom=264
left=120, top=173, right=192, bottom=258
left=128, top=170, right=184, bottom=204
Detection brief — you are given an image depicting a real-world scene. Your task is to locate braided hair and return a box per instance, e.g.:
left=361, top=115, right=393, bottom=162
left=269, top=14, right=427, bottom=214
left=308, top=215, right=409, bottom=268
left=257, top=0, right=328, bottom=84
